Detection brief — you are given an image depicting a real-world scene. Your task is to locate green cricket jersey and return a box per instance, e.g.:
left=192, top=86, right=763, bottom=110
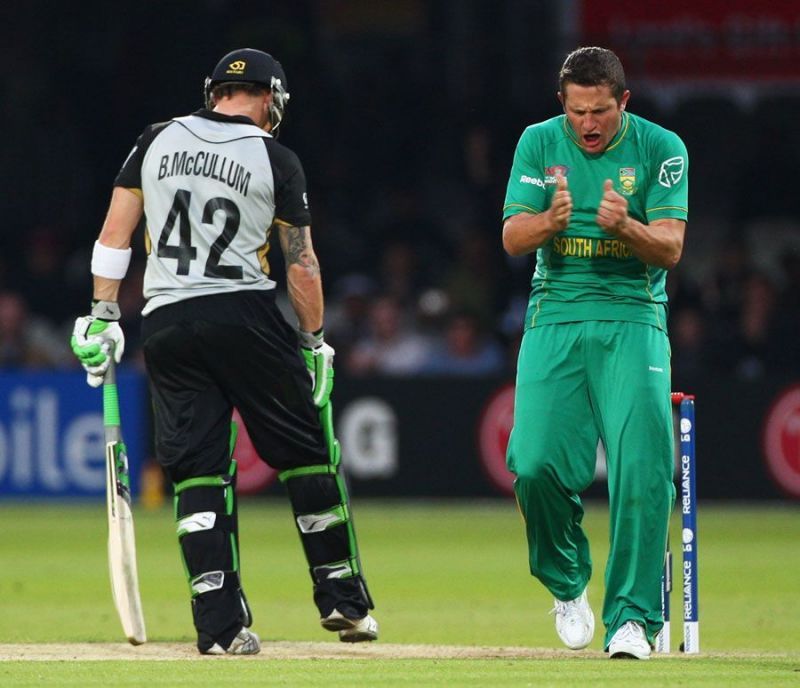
left=503, top=112, right=688, bottom=331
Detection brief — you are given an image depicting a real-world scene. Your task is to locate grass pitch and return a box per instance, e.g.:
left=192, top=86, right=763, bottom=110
left=0, top=499, right=798, bottom=685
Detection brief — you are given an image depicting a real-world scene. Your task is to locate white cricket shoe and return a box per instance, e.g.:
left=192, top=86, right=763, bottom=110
left=204, top=627, right=261, bottom=655
left=552, top=589, right=595, bottom=650
left=321, top=609, right=379, bottom=642
left=609, top=621, right=651, bottom=660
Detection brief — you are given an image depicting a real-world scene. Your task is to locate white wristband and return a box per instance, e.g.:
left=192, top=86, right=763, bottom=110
left=91, top=241, right=132, bottom=279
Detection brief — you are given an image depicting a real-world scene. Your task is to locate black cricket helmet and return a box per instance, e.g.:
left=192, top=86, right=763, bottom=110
left=204, top=48, right=290, bottom=132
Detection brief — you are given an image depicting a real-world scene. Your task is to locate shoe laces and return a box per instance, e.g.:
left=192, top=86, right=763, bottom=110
left=616, top=621, right=644, bottom=642
left=550, top=598, right=578, bottom=617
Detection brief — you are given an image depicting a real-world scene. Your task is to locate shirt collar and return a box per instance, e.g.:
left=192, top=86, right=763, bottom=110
left=193, top=108, right=259, bottom=127
left=563, top=111, right=629, bottom=154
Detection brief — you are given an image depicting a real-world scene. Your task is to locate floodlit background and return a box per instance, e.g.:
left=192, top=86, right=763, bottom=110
left=0, top=4, right=799, bottom=683
left=0, top=2, right=798, bottom=519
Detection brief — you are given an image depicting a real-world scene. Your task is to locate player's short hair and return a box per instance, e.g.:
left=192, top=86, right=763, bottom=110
left=210, top=81, right=270, bottom=103
left=558, top=47, right=626, bottom=102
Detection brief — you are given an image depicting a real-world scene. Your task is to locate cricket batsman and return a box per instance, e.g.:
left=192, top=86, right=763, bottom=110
left=70, top=48, right=378, bottom=654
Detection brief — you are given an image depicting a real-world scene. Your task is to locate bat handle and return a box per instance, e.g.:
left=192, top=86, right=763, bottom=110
left=103, top=348, right=121, bottom=430
left=104, top=344, right=117, bottom=386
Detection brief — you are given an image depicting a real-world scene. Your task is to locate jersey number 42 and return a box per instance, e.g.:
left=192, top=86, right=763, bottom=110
left=158, top=189, right=244, bottom=279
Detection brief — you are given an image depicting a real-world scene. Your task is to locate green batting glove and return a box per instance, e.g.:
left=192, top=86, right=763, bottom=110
left=299, top=329, right=335, bottom=408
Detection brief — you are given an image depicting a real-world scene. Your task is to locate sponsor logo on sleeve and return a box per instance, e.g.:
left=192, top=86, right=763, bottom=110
left=519, top=175, right=545, bottom=188
left=658, top=157, right=685, bottom=188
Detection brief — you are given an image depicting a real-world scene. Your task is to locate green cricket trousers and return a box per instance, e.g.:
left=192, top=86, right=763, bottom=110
left=507, top=320, right=675, bottom=648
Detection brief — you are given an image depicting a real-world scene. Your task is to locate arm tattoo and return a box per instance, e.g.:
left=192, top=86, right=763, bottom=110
left=281, top=225, right=320, bottom=276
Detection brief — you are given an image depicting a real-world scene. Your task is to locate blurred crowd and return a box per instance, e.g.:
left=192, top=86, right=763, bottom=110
left=2, top=204, right=799, bottom=385
left=2, top=3, right=799, bottom=385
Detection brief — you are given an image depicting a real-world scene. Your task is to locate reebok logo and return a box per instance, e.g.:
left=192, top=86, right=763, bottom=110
left=520, top=175, right=545, bottom=188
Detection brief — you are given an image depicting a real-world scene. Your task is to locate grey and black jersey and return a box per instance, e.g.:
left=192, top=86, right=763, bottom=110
left=115, top=109, right=311, bottom=315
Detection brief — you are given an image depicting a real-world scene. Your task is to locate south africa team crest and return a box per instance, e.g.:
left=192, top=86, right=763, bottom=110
left=619, top=167, right=636, bottom=195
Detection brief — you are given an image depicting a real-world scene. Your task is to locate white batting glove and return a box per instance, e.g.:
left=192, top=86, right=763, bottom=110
left=70, top=303, right=125, bottom=387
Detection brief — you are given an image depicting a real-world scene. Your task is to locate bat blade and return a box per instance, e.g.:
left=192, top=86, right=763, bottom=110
left=105, top=432, right=147, bottom=644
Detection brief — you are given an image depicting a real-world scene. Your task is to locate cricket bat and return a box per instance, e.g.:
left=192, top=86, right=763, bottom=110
left=103, top=356, right=147, bottom=645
